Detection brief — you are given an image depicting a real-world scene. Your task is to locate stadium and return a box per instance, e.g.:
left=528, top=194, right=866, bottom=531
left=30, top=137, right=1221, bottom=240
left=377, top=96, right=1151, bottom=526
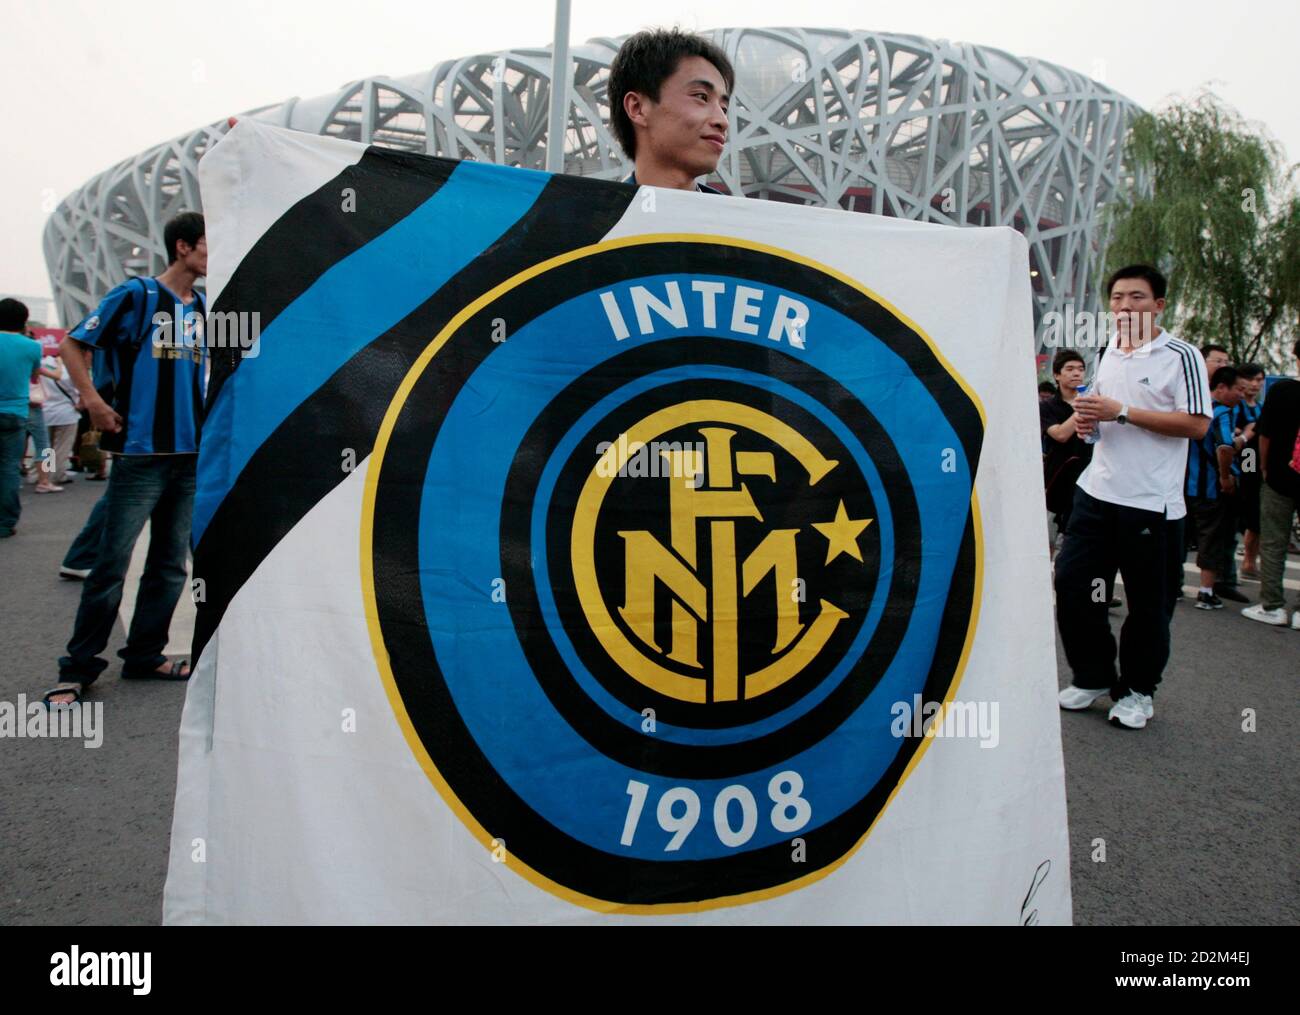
left=43, top=27, right=1139, bottom=347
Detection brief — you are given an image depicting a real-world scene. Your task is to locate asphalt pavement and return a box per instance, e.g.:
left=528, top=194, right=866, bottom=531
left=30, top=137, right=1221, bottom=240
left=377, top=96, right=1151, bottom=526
left=1, top=474, right=1296, bottom=925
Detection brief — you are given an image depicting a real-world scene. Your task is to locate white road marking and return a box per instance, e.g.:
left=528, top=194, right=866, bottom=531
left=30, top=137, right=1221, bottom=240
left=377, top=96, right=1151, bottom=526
left=1113, top=561, right=1300, bottom=593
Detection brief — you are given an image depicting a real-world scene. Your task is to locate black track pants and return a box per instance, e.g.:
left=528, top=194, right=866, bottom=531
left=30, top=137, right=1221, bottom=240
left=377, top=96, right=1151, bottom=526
left=1054, top=489, right=1179, bottom=697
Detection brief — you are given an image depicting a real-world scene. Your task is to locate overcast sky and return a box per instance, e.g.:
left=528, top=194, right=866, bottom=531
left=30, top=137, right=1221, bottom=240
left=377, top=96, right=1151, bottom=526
left=2, top=0, right=1296, bottom=311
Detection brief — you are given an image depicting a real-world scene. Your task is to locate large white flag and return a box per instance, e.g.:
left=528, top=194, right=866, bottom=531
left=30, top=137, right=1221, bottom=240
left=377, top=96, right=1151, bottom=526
left=164, top=118, right=1069, bottom=924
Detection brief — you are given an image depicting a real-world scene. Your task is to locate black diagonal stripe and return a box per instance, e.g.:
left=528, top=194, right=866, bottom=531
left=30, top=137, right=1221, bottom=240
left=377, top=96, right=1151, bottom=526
left=191, top=172, right=637, bottom=662
left=204, top=146, right=457, bottom=411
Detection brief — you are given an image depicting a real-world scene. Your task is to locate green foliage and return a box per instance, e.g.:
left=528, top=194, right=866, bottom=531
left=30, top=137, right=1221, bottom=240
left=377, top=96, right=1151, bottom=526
left=1105, top=92, right=1300, bottom=369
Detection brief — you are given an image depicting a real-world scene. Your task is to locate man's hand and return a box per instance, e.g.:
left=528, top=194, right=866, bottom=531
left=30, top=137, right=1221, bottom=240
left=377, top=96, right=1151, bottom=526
left=1242, top=421, right=1256, bottom=442
left=1220, top=474, right=1237, bottom=495
left=88, top=396, right=123, bottom=433
left=1073, top=394, right=1122, bottom=422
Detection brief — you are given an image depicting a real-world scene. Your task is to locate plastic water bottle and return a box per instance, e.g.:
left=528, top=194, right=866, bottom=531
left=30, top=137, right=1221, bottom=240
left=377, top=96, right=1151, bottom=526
left=1076, top=384, right=1100, bottom=444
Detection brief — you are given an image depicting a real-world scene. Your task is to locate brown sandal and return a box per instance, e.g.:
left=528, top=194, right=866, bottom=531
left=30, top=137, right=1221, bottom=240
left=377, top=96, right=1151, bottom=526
left=42, top=683, right=85, bottom=707
left=122, top=660, right=191, bottom=681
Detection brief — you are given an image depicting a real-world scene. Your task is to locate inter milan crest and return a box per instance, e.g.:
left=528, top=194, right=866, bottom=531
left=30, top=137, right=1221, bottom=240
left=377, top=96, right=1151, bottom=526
left=363, top=235, right=983, bottom=911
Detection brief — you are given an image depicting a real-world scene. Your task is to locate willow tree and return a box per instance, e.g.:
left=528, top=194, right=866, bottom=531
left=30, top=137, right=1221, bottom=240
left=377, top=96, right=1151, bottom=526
left=1104, top=92, right=1300, bottom=369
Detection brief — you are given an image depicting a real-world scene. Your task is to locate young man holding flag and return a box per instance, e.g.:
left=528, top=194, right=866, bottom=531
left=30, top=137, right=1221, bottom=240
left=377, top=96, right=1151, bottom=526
left=609, top=28, right=734, bottom=193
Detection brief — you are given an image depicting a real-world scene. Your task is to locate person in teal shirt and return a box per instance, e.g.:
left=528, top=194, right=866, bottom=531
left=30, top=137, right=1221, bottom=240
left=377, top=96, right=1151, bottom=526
left=0, top=298, right=41, bottom=536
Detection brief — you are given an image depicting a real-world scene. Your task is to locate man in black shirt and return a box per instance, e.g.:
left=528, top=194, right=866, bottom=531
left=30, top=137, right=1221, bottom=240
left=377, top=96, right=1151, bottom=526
left=1234, top=362, right=1265, bottom=578
left=1041, top=349, right=1091, bottom=552
left=1242, top=339, right=1300, bottom=627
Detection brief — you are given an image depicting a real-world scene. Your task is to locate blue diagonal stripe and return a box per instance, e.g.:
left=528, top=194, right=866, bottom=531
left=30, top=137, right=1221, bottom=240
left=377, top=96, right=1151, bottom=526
left=193, top=159, right=550, bottom=544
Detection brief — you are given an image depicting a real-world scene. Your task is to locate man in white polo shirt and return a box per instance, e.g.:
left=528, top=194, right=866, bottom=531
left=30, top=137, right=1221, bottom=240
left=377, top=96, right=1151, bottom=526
left=1055, top=265, right=1213, bottom=729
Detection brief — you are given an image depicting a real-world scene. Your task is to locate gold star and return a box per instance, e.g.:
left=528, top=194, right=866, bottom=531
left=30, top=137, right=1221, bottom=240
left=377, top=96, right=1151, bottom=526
left=812, top=500, right=873, bottom=565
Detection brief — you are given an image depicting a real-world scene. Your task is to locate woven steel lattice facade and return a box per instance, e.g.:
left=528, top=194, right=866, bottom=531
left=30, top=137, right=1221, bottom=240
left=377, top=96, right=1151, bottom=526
left=45, top=27, right=1138, bottom=344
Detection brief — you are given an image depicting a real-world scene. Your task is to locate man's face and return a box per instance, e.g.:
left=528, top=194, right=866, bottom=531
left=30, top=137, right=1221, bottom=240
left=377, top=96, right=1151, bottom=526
left=1242, top=373, right=1264, bottom=399
left=1216, top=383, right=1242, bottom=407
left=179, top=235, right=208, bottom=277
left=1109, top=278, right=1164, bottom=342
left=1205, top=349, right=1230, bottom=373
left=1055, top=359, right=1085, bottom=391
left=630, top=55, right=729, bottom=178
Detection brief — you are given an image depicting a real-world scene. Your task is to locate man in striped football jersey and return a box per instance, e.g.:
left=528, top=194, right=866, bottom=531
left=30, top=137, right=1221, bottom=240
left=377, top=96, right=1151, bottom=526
left=1184, top=367, right=1247, bottom=609
left=44, top=213, right=207, bottom=706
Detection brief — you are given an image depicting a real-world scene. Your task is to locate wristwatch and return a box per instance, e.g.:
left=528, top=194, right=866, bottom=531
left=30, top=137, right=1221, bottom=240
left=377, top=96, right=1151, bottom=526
left=1116, top=405, right=1129, bottom=425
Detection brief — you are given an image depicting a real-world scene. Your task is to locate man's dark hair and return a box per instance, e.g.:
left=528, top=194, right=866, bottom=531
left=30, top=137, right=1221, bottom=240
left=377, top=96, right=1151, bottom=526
left=1106, top=264, right=1167, bottom=300
left=1236, top=362, right=1265, bottom=379
left=0, top=297, right=29, bottom=333
left=1201, top=343, right=1229, bottom=361
left=1209, top=366, right=1239, bottom=390
left=1293, top=338, right=1300, bottom=361
left=164, top=211, right=205, bottom=263
left=608, top=28, right=735, bottom=160
left=1052, top=349, right=1085, bottom=374
left=1038, top=380, right=1057, bottom=394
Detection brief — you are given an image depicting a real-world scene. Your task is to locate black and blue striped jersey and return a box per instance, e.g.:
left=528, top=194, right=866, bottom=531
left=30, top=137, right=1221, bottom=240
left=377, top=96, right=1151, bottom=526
left=1186, top=402, right=1236, bottom=500
left=69, top=278, right=206, bottom=455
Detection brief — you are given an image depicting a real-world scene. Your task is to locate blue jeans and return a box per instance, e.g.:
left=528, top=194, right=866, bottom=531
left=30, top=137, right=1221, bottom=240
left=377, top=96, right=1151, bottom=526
left=0, top=411, right=25, bottom=534
left=58, top=454, right=196, bottom=685
left=25, top=402, right=50, bottom=476
left=63, top=491, right=108, bottom=570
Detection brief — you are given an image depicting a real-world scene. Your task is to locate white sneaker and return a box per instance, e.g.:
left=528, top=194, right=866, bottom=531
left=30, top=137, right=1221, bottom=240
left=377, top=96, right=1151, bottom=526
left=1058, top=685, right=1108, bottom=710
left=58, top=566, right=91, bottom=580
left=1292, top=611, right=1300, bottom=631
left=1108, top=692, right=1153, bottom=729
left=1242, top=604, right=1288, bottom=626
